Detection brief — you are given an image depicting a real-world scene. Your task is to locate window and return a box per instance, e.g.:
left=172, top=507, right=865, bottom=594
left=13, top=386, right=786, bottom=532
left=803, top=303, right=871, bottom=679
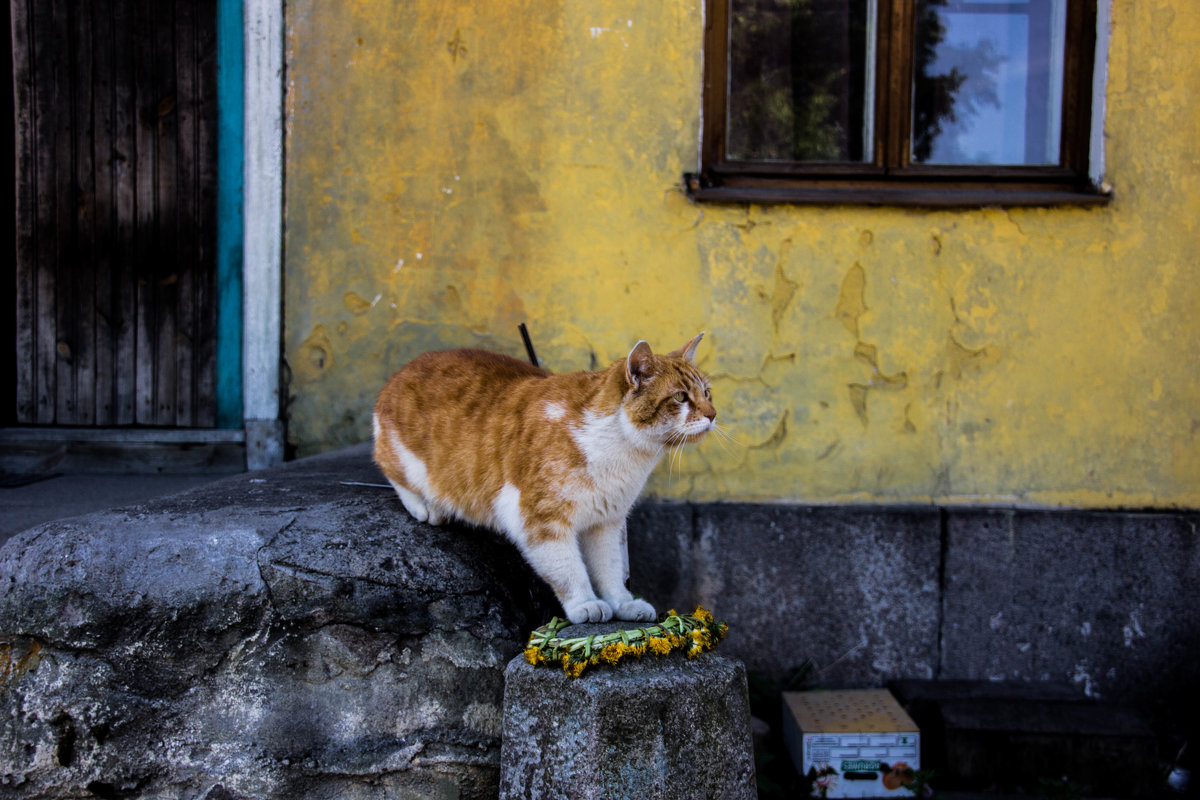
left=687, top=0, right=1109, bottom=206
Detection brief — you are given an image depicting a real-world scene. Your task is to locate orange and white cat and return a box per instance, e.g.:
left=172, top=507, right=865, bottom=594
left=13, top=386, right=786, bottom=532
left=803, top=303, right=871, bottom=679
left=373, top=334, right=716, bottom=624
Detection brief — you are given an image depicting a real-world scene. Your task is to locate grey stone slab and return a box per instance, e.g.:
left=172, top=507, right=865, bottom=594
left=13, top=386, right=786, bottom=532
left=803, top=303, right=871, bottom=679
left=626, top=500, right=694, bottom=612
left=683, top=504, right=942, bottom=685
left=7, top=445, right=1196, bottom=799
left=0, top=443, right=557, bottom=799
left=942, top=508, right=1200, bottom=720
left=500, top=651, right=756, bottom=800
left=0, top=472, right=236, bottom=546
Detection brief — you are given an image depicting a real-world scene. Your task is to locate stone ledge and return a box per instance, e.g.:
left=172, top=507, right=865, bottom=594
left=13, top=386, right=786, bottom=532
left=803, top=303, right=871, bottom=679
left=500, top=644, right=756, bottom=800
left=0, top=442, right=557, bottom=799
left=627, top=502, right=1200, bottom=735
left=3, top=445, right=1198, bottom=797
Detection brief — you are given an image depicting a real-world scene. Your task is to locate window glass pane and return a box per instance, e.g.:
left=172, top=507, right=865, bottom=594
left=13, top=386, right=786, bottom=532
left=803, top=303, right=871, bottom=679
left=912, top=0, right=1066, bottom=165
left=727, top=0, right=874, bottom=163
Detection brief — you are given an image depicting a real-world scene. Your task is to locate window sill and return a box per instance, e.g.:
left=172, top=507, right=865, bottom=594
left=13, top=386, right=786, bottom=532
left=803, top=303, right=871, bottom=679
left=683, top=173, right=1113, bottom=208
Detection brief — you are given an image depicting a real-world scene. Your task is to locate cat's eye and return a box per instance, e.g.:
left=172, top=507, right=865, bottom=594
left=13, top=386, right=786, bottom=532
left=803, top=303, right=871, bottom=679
left=703, top=387, right=711, bottom=400
left=674, top=391, right=688, bottom=403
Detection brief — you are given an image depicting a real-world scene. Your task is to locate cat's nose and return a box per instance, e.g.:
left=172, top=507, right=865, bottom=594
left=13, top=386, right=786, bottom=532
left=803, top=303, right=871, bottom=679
left=704, top=408, right=716, bottom=422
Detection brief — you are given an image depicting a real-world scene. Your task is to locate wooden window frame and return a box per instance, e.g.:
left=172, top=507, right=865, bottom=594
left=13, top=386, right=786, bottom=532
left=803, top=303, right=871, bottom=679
left=686, top=0, right=1111, bottom=207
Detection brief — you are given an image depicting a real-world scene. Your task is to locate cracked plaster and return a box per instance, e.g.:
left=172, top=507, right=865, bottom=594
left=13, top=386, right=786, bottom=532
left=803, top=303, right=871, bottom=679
left=282, top=0, right=1200, bottom=508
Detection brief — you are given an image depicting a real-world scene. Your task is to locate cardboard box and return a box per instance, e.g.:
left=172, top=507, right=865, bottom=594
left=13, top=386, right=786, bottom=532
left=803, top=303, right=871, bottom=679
left=783, top=689, right=921, bottom=798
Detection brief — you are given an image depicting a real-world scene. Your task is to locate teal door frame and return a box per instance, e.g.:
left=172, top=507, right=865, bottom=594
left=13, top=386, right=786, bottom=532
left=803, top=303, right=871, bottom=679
left=216, top=0, right=244, bottom=429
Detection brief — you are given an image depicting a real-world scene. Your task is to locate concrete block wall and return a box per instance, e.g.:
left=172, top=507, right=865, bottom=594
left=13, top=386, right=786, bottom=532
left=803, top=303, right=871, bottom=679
left=628, top=503, right=1200, bottom=730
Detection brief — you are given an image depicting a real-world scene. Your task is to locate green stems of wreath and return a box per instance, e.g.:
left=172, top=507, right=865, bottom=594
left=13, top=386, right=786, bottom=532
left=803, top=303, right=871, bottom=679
left=524, top=606, right=729, bottom=678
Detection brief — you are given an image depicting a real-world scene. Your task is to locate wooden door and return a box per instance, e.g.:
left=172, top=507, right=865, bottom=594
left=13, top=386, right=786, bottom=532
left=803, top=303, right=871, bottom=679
left=12, top=0, right=219, bottom=428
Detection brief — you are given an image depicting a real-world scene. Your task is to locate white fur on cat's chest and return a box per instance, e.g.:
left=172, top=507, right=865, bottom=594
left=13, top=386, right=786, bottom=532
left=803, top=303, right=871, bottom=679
left=563, top=409, right=661, bottom=528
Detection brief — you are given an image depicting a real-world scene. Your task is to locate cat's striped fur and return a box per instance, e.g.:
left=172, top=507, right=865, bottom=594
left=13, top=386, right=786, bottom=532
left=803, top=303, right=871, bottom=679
left=373, top=334, right=715, bottom=623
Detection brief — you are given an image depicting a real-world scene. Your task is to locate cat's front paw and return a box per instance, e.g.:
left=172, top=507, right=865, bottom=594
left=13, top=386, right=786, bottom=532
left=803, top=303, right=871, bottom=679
left=613, top=598, right=656, bottom=622
left=564, top=599, right=613, bottom=624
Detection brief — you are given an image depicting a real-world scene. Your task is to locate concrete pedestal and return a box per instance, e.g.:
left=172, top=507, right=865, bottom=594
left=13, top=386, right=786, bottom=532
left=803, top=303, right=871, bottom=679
left=499, top=646, right=756, bottom=800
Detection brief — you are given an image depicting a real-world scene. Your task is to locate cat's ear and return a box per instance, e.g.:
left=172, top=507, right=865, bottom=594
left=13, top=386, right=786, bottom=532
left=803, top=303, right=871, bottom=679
left=625, top=341, right=654, bottom=388
left=668, top=332, right=705, bottom=363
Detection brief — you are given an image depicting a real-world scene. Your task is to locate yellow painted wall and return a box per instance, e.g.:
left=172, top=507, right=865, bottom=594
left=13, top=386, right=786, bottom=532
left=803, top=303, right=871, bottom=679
left=283, top=1, right=1200, bottom=508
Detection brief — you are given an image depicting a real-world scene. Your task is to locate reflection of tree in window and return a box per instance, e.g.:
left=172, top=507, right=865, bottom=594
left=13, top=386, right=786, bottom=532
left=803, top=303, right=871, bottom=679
left=912, top=0, right=1006, bottom=164
left=700, top=0, right=1096, bottom=200
left=728, top=0, right=868, bottom=162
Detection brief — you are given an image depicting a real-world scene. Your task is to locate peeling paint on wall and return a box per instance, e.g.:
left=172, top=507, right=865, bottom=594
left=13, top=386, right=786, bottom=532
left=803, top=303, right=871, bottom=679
left=283, top=0, right=1200, bottom=508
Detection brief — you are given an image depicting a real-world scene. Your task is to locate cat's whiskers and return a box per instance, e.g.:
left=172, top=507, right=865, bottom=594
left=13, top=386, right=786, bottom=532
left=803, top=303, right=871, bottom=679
left=706, top=421, right=744, bottom=459
left=663, top=428, right=689, bottom=482
left=666, top=433, right=682, bottom=480
left=714, top=420, right=744, bottom=445
left=673, top=437, right=687, bottom=476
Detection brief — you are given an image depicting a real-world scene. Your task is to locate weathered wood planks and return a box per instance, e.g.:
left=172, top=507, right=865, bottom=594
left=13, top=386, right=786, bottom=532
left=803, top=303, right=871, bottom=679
left=12, top=0, right=220, bottom=428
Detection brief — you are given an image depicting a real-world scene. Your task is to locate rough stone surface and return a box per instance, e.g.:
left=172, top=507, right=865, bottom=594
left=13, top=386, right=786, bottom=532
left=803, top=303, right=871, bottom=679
left=941, top=508, right=1200, bottom=721
left=629, top=503, right=943, bottom=686
left=625, top=502, right=694, bottom=614
left=4, top=449, right=1197, bottom=797
left=499, top=640, right=755, bottom=800
left=627, top=503, right=1200, bottom=735
left=0, top=443, right=557, bottom=799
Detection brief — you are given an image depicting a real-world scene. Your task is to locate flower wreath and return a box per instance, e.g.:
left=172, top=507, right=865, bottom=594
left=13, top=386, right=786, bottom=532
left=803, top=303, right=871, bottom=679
left=523, top=606, right=729, bottom=678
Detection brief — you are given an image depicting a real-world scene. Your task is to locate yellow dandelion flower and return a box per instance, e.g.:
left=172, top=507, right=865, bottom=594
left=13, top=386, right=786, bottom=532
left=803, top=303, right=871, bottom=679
left=598, top=643, right=622, bottom=666
left=524, top=608, right=728, bottom=677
